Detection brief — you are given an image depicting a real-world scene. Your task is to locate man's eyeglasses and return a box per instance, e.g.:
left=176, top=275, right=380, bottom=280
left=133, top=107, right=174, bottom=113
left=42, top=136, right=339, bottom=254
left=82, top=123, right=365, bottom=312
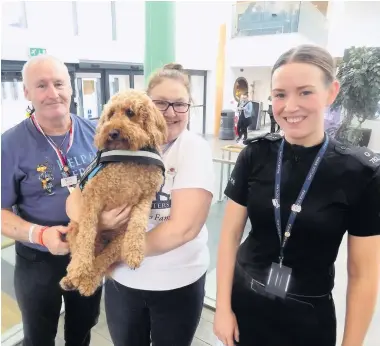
left=152, top=100, right=190, bottom=113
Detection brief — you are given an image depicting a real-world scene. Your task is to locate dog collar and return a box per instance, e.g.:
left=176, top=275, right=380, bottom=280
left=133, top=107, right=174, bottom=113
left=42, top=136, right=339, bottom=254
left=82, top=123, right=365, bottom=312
left=78, top=147, right=165, bottom=191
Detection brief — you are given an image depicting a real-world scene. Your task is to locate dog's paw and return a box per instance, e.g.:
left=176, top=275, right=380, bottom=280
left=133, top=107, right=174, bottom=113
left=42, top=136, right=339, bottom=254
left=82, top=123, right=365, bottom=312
left=60, top=276, right=76, bottom=291
left=78, top=282, right=100, bottom=297
left=124, top=250, right=144, bottom=270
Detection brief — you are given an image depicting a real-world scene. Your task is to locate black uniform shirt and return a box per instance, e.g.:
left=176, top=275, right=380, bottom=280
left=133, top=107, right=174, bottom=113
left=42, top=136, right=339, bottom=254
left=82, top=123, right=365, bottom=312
left=225, top=134, right=380, bottom=295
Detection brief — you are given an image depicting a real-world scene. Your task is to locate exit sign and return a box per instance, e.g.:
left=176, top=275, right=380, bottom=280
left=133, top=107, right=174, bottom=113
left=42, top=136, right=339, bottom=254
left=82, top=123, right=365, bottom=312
left=29, top=48, right=47, bottom=57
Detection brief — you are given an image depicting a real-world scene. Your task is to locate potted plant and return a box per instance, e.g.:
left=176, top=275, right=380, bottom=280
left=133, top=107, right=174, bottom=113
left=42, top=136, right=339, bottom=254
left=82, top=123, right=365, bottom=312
left=332, top=46, right=380, bottom=147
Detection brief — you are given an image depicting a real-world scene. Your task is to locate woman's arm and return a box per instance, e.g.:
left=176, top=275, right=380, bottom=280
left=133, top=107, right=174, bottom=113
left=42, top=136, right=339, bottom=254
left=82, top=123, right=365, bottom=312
left=144, top=188, right=212, bottom=256
left=65, top=186, right=131, bottom=230
left=216, top=200, right=247, bottom=312
left=342, top=234, right=380, bottom=346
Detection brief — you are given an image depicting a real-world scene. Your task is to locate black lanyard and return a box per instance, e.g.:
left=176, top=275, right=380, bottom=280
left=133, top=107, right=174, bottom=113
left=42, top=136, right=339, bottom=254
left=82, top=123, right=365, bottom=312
left=272, top=136, right=329, bottom=266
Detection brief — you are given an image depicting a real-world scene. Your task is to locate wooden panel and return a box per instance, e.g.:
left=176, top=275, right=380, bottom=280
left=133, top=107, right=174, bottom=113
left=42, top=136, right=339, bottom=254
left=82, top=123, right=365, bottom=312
left=1, top=291, right=22, bottom=334
left=213, top=23, right=227, bottom=136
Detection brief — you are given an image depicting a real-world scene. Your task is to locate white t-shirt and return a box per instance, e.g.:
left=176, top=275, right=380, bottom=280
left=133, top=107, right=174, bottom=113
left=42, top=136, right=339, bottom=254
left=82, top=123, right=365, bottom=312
left=111, top=129, right=215, bottom=291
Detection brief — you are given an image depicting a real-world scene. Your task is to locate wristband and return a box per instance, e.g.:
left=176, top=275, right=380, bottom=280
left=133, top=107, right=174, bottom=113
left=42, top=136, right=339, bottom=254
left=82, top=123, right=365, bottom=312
left=28, top=224, right=37, bottom=244
left=38, top=226, right=49, bottom=247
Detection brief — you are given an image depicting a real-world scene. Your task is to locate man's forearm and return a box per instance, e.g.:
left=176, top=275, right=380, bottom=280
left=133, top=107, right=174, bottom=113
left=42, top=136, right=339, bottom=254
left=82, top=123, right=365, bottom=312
left=342, top=276, right=378, bottom=346
left=1, top=209, right=42, bottom=243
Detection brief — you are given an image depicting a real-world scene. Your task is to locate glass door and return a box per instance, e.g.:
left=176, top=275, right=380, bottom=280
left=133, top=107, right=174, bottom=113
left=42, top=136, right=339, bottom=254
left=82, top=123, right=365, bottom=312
left=1, top=72, right=29, bottom=133
left=75, top=72, right=102, bottom=119
left=132, top=74, right=145, bottom=91
left=109, top=74, right=131, bottom=96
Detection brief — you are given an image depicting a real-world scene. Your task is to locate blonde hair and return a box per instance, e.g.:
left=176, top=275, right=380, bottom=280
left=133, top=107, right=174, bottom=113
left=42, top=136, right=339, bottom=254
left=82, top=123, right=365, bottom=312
left=272, top=44, right=335, bottom=85
left=146, top=63, right=192, bottom=102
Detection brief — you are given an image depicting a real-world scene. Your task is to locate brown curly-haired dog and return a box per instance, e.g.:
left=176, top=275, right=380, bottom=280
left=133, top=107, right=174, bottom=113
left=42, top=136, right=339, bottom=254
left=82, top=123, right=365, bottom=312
left=60, top=89, right=167, bottom=296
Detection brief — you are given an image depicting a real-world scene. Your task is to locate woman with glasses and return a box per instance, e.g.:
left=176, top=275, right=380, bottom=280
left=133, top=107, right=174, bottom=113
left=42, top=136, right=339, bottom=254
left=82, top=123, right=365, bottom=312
left=66, top=63, right=214, bottom=346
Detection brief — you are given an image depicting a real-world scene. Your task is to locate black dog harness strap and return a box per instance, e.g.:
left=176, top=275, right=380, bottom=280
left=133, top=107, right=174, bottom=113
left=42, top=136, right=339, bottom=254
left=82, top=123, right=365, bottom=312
left=79, top=148, right=165, bottom=191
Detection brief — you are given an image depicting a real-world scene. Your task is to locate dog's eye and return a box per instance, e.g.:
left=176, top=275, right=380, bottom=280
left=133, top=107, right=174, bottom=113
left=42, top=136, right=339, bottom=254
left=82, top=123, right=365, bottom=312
left=125, top=108, right=134, bottom=118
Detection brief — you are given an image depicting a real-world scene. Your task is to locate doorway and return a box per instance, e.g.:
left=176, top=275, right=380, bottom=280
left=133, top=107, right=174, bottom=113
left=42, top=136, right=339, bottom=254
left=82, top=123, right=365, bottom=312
left=75, top=72, right=103, bottom=119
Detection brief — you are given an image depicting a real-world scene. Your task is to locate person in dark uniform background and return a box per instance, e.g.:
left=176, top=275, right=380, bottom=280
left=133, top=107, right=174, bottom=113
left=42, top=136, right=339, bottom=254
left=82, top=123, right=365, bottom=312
left=214, top=44, right=380, bottom=346
left=267, top=95, right=280, bottom=133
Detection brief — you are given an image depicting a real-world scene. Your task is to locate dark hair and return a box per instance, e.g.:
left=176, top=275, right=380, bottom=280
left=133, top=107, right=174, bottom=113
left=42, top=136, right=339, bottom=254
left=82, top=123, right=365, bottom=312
left=147, top=63, right=192, bottom=102
left=272, top=44, right=335, bottom=85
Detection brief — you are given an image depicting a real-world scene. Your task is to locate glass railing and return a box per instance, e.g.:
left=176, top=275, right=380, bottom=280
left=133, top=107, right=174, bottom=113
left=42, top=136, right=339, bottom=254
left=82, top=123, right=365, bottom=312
left=232, top=1, right=328, bottom=45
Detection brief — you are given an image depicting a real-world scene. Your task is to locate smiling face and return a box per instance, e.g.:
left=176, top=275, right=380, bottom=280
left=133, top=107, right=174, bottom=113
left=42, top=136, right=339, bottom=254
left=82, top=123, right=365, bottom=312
left=271, top=62, right=339, bottom=146
left=148, top=78, right=190, bottom=143
left=23, top=59, right=72, bottom=121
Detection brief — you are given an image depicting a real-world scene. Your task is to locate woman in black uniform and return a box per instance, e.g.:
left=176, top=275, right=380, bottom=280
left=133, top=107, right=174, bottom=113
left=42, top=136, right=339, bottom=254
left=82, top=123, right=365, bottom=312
left=214, top=44, right=380, bottom=346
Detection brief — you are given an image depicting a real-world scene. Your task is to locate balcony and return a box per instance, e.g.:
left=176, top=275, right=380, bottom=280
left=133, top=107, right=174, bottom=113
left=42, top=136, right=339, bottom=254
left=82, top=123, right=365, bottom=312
left=231, top=1, right=328, bottom=47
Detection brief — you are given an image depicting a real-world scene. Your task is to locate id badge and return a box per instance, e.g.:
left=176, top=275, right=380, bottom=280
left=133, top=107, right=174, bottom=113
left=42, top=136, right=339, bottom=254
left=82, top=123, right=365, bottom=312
left=264, top=262, right=292, bottom=299
left=61, top=175, right=78, bottom=187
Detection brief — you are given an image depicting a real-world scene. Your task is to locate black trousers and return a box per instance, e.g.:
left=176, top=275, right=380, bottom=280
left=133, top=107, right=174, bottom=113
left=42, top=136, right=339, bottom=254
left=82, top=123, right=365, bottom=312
left=105, top=274, right=206, bottom=346
left=231, top=264, right=336, bottom=346
left=237, top=115, right=250, bottom=140
left=14, top=242, right=102, bottom=346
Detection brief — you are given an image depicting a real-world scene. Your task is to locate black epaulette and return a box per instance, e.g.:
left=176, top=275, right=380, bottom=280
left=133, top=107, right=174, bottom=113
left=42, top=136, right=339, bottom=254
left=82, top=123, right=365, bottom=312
left=243, top=132, right=283, bottom=146
left=334, top=144, right=380, bottom=171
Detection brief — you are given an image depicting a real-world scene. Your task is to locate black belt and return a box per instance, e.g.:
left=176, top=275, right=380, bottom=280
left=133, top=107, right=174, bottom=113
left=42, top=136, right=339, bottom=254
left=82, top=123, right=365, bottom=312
left=235, top=262, right=331, bottom=300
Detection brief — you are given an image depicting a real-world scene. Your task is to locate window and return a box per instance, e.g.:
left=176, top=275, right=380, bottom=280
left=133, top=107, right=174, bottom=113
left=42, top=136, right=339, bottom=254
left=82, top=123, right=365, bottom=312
left=233, top=77, right=249, bottom=101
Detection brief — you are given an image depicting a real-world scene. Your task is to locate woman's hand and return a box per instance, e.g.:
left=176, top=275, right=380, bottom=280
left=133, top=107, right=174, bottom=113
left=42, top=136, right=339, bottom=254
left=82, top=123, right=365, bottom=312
left=66, top=187, right=131, bottom=231
left=214, top=307, right=239, bottom=346
left=98, top=204, right=131, bottom=231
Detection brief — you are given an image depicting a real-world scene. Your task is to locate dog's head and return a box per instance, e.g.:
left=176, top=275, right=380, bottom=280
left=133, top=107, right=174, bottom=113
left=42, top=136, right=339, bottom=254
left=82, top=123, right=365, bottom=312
left=94, top=90, right=168, bottom=151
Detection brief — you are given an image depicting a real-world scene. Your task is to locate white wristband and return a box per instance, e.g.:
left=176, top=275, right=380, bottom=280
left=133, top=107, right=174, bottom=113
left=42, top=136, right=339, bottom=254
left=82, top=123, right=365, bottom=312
left=28, top=224, right=37, bottom=244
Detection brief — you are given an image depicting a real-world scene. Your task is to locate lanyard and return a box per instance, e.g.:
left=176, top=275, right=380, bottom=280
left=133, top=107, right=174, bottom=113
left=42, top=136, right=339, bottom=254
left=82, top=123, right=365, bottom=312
left=30, top=114, right=74, bottom=175
left=162, top=139, right=176, bottom=155
left=272, top=135, right=329, bottom=266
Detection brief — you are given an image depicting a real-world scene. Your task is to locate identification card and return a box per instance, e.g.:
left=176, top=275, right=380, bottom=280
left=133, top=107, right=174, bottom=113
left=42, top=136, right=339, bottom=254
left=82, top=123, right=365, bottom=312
left=264, top=262, right=292, bottom=299
left=61, top=175, right=78, bottom=187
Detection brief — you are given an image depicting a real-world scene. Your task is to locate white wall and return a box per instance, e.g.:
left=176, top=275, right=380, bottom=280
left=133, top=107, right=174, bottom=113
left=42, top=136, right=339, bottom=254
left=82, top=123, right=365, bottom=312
left=1, top=1, right=222, bottom=69
left=226, top=33, right=317, bottom=68
left=327, top=1, right=380, bottom=58
left=1, top=1, right=145, bottom=63
left=1, top=1, right=223, bottom=136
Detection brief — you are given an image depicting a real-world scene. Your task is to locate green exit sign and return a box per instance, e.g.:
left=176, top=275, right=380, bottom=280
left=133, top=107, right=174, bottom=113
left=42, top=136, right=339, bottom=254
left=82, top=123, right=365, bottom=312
left=29, top=48, right=47, bottom=57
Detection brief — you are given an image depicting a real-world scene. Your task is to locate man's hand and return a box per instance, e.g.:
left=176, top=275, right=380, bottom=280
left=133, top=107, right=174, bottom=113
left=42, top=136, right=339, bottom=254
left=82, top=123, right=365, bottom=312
left=39, top=226, right=70, bottom=256
left=98, top=204, right=131, bottom=231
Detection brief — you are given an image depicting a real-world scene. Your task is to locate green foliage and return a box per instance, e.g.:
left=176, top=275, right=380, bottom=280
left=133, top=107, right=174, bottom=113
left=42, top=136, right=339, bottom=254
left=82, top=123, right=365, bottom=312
left=333, top=46, right=380, bottom=144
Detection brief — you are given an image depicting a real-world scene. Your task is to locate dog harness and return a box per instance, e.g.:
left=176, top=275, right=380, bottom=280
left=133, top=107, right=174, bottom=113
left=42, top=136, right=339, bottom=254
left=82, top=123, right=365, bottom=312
left=78, top=147, right=166, bottom=191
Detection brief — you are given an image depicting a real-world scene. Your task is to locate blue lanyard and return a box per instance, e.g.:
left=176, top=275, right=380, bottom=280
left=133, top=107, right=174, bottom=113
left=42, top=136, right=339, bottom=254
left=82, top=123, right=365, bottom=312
left=272, top=135, right=329, bottom=266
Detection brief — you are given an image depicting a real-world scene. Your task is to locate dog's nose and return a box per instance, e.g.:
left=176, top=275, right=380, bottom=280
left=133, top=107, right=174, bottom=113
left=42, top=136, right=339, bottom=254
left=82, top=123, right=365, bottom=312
left=108, top=129, right=120, bottom=140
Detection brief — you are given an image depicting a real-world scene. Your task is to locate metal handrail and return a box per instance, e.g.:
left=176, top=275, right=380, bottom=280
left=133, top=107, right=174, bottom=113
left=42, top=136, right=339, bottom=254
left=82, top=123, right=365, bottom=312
left=213, top=157, right=237, bottom=202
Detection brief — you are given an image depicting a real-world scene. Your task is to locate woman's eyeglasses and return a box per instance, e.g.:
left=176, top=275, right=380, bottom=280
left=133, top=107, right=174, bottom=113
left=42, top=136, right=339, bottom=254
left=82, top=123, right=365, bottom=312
left=152, top=100, right=190, bottom=113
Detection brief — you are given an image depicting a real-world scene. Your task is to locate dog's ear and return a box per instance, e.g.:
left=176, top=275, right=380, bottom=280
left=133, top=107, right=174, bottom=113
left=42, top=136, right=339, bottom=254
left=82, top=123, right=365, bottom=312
left=145, top=103, right=168, bottom=148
